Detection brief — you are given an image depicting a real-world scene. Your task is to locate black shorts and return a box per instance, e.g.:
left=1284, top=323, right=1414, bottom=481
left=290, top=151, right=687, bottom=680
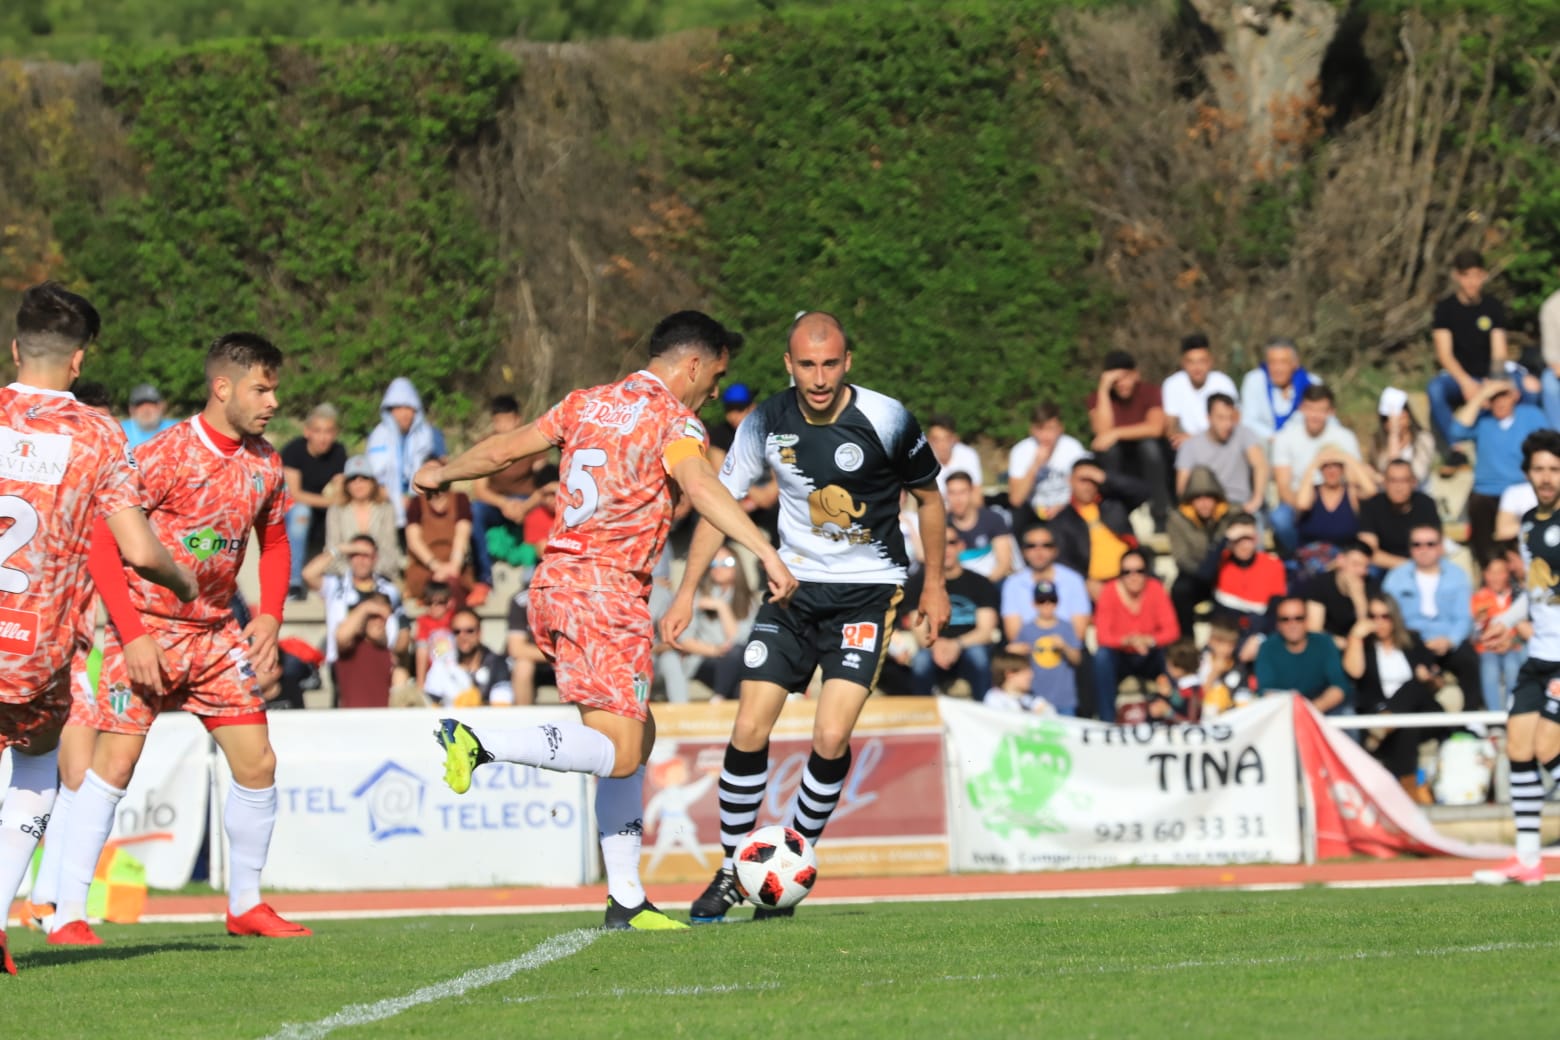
left=1509, top=657, right=1560, bottom=720
left=740, top=581, right=903, bottom=693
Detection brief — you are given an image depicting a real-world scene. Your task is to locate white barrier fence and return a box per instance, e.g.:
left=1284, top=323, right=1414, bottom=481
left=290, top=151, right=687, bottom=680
left=0, top=698, right=1516, bottom=891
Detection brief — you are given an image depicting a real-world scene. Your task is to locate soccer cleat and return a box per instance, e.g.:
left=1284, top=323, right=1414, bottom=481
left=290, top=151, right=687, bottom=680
left=752, top=905, right=795, bottom=921
left=1, top=930, right=15, bottom=976
left=1472, top=856, right=1545, bottom=886
left=434, top=718, right=492, bottom=795
left=47, top=920, right=102, bottom=946
left=226, top=903, right=313, bottom=938
left=690, top=867, right=743, bottom=924
left=603, top=897, right=688, bottom=931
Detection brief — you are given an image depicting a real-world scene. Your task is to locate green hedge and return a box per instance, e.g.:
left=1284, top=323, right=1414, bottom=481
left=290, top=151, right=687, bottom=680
left=57, top=37, right=517, bottom=432
left=672, top=4, right=1112, bottom=443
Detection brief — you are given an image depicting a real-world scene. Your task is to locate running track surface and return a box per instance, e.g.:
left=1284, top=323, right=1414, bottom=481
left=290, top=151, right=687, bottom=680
left=134, top=857, right=1515, bottom=920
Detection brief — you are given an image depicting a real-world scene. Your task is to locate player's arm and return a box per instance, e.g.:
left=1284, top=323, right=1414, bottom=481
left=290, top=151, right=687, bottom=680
left=103, top=507, right=198, bottom=603
left=91, top=515, right=177, bottom=693
left=246, top=507, right=292, bottom=676
left=415, top=424, right=553, bottom=493
left=671, top=453, right=797, bottom=606
left=908, top=482, right=950, bottom=639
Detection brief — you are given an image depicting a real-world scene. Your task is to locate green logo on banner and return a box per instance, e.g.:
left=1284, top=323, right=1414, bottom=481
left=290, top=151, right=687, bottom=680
left=966, top=721, right=1076, bottom=838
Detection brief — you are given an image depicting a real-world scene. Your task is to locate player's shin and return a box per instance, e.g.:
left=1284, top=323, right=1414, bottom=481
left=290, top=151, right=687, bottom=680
left=718, top=744, right=769, bottom=868
left=1511, top=760, right=1544, bottom=866
left=0, top=747, right=59, bottom=912
left=226, top=780, right=277, bottom=917
left=53, top=768, right=126, bottom=926
left=784, top=747, right=853, bottom=845
left=28, top=783, right=76, bottom=925
left=597, top=766, right=647, bottom=908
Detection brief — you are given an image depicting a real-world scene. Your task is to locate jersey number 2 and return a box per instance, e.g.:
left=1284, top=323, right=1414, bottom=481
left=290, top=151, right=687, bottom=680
left=563, top=448, right=608, bottom=527
left=0, top=495, right=41, bottom=594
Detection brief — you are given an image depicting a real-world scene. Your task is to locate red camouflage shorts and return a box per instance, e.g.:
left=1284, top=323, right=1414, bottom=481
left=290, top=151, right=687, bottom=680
left=0, top=665, right=71, bottom=752
left=94, top=620, right=264, bottom=735
left=67, top=640, right=105, bottom=729
left=529, top=584, right=652, bottom=722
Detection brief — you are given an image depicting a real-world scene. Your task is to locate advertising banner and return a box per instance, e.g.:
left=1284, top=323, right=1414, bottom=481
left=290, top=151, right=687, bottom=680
left=641, top=698, right=949, bottom=882
left=221, top=707, right=594, bottom=891
left=942, top=695, right=1302, bottom=871
left=1293, top=698, right=1509, bottom=860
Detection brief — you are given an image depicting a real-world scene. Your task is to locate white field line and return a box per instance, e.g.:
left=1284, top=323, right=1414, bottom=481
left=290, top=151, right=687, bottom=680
left=145, top=873, right=1496, bottom=926
left=258, top=929, right=598, bottom=1040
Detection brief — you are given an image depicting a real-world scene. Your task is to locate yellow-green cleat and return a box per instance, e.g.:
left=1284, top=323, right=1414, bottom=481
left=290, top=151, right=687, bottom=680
left=604, top=897, right=689, bottom=931
left=434, top=718, right=491, bottom=795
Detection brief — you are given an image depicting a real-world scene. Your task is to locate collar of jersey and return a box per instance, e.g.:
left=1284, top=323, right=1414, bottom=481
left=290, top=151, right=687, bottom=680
left=6, top=381, right=76, bottom=400
left=795, top=384, right=854, bottom=426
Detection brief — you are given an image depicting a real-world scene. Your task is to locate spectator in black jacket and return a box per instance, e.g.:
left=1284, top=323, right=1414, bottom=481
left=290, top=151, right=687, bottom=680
left=1051, top=457, right=1148, bottom=598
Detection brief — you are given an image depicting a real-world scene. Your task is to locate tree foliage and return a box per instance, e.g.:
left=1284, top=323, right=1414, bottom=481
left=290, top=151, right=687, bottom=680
left=56, top=38, right=517, bottom=431
left=671, top=4, right=1114, bottom=441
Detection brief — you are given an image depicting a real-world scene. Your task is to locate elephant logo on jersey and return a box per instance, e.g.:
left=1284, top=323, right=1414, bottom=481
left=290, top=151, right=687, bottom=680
left=1530, top=557, right=1560, bottom=605
left=808, top=484, right=870, bottom=544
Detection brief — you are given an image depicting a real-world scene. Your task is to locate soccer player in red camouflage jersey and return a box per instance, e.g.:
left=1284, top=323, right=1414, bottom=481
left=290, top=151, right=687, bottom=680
left=0, top=284, right=196, bottom=976
left=46, top=332, right=309, bottom=945
left=430, top=310, right=799, bottom=930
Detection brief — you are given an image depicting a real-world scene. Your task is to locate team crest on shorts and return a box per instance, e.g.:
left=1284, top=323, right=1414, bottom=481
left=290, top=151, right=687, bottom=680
left=1547, top=678, right=1560, bottom=700
left=108, top=682, right=132, bottom=716
left=229, top=646, right=256, bottom=680
left=633, top=672, right=650, bottom=704
left=744, top=640, right=769, bottom=668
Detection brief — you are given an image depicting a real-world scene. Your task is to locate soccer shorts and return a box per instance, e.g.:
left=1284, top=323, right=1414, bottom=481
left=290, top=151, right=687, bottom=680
left=0, top=666, right=71, bottom=752
left=94, top=620, right=264, bottom=735
left=67, top=640, right=107, bottom=729
left=741, top=581, right=902, bottom=693
left=529, top=584, right=652, bottom=722
left=1510, top=657, right=1560, bottom=722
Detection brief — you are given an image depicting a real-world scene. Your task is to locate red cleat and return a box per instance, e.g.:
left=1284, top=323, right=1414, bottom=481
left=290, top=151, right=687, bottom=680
left=226, top=903, right=312, bottom=938
left=1, top=929, right=16, bottom=975
left=47, top=920, right=102, bottom=946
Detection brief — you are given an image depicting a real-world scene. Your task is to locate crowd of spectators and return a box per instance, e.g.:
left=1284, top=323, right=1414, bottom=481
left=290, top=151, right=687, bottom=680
left=96, top=250, right=1558, bottom=805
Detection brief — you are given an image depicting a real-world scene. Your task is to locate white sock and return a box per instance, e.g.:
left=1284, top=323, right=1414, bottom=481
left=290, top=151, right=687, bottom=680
left=596, top=767, right=646, bottom=908
left=55, top=768, right=125, bottom=926
left=0, top=747, right=58, bottom=914
left=226, top=781, right=277, bottom=917
left=31, top=782, right=76, bottom=915
left=479, top=722, right=617, bottom=777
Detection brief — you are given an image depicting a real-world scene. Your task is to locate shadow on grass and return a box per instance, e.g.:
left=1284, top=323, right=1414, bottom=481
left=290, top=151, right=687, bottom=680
left=23, top=939, right=233, bottom=969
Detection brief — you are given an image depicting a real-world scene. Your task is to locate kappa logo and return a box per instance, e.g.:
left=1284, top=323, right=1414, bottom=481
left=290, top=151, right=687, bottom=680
left=840, top=622, right=879, bottom=651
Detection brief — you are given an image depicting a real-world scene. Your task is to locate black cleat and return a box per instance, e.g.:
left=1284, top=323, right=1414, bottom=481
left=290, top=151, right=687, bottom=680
left=752, top=905, right=795, bottom=921
left=690, top=867, right=743, bottom=924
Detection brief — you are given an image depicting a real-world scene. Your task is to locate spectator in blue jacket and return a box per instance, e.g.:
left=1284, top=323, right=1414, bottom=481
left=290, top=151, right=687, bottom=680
left=1448, top=378, right=1549, bottom=567
left=1382, top=523, right=1483, bottom=711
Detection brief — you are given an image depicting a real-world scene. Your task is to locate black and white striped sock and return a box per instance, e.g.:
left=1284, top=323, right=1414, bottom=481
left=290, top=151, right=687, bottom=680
left=1512, top=759, right=1543, bottom=865
left=718, top=743, right=769, bottom=870
left=786, top=747, right=853, bottom=846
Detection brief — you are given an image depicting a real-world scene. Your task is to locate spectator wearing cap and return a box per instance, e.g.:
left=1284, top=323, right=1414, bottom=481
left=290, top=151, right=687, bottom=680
left=1051, top=457, right=1147, bottom=596
left=280, top=403, right=347, bottom=599
left=1429, top=249, right=1508, bottom=469
left=467, top=394, right=549, bottom=593
left=1010, top=579, right=1083, bottom=715
left=322, top=454, right=401, bottom=580
left=122, top=382, right=178, bottom=449
left=902, top=529, right=1000, bottom=698
left=1269, top=384, right=1371, bottom=558
left=709, top=382, right=780, bottom=542
left=1239, top=337, right=1318, bottom=441
left=1087, top=349, right=1170, bottom=531
left=926, top=415, right=983, bottom=496
left=1162, top=332, right=1239, bottom=450
left=1448, top=378, right=1548, bottom=567
left=1370, top=387, right=1435, bottom=489
left=1006, top=400, right=1089, bottom=531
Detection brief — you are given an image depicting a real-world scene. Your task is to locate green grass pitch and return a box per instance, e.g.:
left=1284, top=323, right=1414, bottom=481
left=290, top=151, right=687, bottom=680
left=5, top=885, right=1556, bottom=1038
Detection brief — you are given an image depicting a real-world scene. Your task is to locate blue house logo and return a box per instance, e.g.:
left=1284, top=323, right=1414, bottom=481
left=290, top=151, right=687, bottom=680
left=352, top=761, right=427, bottom=841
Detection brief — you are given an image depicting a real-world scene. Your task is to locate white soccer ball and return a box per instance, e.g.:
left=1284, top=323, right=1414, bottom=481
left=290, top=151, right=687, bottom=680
left=732, top=825, right=819, bottom=910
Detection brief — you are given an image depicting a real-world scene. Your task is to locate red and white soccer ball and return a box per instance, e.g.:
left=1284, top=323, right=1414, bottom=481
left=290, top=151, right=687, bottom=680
left=733, top=825, right=819, bottom=910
